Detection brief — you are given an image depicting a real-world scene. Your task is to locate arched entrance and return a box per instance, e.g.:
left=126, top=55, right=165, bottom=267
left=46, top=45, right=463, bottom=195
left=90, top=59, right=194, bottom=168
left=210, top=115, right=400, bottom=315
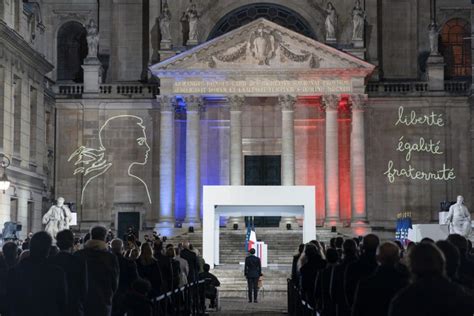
left=208, top=3, right=316, bottom=40
left=57, top=21, right=88, bottom=82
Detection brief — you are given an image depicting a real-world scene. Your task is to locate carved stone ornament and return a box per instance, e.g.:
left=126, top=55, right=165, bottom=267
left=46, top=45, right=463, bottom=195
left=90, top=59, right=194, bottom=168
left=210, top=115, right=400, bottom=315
left=201, top=23, right=321, bottom=69
left=349, top=94, right=368, bottom=111
left=157, top=95, right=176, bottom=111
left=228, top=95, right=245, bottom=111
left=322, top=95, right=340, bottom=111
left=278, top=95, right=297, bottom=111
left=184, top=95, right=203, bottom=111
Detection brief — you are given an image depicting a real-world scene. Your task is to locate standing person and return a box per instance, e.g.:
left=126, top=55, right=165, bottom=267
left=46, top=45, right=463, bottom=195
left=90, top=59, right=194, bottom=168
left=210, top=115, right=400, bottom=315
left=352, top=242, right=409, bottom=316
left=180, top=241, right=199, bottom=283
left=314, top=248, right=338, bottom=316
left=291, top=244, right=304, bottom=286
left=111, top=238, right=138, bottom=316
left=299, top=243, right=326, bottom=306
left=49, top=229, right=88, bottom=316
left=245, top=248, right=261, bottom=303
left=6, top=231, right=68, bottom=316
left=175, top=247, right=189, bottom=287
left=153, top=239, right=172, bottom=292
left=137, top=242, right=163, bottom=297
left=388, top=243, right=474, bottom=316
left=1, top=241, right=19, bottom=314
left=165, top=247, right=181, bottom=290
left=75, top=226, right=119, bottom=316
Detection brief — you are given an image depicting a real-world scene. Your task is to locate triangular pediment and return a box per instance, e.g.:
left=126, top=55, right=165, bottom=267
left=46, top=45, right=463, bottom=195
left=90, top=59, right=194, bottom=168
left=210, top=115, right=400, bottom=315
left=150, top=18, right=374, bottom=77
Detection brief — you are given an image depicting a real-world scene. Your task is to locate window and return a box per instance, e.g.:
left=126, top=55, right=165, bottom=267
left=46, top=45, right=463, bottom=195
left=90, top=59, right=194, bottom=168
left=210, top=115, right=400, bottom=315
left=208, top=3, right=315, bottom=40
left=439, top=18, right=472, bottom=79
left=57, top=21, right=88, bottom=82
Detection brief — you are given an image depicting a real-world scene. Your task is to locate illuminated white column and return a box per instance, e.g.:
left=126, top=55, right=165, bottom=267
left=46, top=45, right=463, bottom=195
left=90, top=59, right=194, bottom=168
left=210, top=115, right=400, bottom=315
left=280, top=95, right=296, bottom=186
left=280, top=95, right=297, bottom=228
left=323, top=95, right=340, bottom=225
left=184, top=95, right=202, bottom=226
left=158, top=95, right=176, bottom=225
left=350, top=94, right=368, bottom=224
left=228, top=96, right=245, bottom=228
left=229, top=95, right=244, bottom=185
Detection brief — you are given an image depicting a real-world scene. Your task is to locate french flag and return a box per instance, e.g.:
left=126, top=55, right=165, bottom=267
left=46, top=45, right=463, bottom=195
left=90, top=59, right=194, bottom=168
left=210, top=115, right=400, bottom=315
left=248, top=230, right=257, bottom=251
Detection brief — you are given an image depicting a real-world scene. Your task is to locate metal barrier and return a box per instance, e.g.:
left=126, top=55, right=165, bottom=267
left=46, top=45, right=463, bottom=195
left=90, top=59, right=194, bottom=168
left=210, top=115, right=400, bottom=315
left=152, top=279, right=206, bottom=316
left=287, top=278, right=317, bottom=316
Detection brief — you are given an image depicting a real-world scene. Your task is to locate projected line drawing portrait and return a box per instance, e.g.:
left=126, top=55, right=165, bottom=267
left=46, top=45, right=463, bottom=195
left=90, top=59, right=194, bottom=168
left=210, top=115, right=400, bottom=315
left=68, top=115, right=152, bottom=204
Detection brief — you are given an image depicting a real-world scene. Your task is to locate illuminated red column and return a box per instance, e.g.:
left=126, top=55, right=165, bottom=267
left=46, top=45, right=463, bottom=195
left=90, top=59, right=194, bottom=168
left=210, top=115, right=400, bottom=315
left=350, top=94, right=368, bottom=224
left=323, top=95, right=340, bottom=225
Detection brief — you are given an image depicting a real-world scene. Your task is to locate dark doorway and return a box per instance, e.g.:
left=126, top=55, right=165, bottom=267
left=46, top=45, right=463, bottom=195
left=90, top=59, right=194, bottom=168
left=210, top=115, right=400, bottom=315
left=57, top=21, right=88, bottom=82
left=117, top=212, right=140, bottom=241
left=244, top=155, right=281, bottom=227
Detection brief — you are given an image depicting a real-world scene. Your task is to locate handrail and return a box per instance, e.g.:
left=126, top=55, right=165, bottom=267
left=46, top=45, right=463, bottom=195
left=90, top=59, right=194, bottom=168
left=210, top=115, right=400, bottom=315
left=153, top=279, right=205, bottom=302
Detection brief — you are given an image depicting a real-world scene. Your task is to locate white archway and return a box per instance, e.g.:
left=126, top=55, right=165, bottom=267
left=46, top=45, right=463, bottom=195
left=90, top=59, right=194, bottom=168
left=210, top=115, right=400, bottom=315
left=203, top=185, right=316, bottom=267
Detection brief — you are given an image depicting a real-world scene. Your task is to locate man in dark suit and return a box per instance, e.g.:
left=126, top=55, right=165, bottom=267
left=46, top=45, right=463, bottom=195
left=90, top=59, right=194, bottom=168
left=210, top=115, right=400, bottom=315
left=75, top=226, right=119, bottom=316
left=6, top=231, right=68, bottom=316
left=49, top=229, right=88, bottom=316
left=244, top=248, right=261, bottom=303
left=352, top=241, right=409, bottom=316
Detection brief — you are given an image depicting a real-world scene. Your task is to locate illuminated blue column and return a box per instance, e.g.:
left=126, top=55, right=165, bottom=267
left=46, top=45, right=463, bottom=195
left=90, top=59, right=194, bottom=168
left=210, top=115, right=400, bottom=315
left=158, top=95, right=176, bottom=226
left=184, top=95, right=202, bottom=226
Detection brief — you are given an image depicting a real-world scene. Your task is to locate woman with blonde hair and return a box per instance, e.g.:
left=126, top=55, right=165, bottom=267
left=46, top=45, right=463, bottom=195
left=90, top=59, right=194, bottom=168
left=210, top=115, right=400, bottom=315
left=136, top=242, right=163, bottom=297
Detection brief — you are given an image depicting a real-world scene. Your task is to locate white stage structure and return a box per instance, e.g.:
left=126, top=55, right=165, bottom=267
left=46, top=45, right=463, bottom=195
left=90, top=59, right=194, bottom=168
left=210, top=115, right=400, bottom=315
left=202, top=185, right=316, bottom=267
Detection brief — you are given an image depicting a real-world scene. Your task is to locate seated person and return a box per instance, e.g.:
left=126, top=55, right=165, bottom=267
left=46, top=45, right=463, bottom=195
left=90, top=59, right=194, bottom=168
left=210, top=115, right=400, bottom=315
left=199, top=263, right=221, bottom=308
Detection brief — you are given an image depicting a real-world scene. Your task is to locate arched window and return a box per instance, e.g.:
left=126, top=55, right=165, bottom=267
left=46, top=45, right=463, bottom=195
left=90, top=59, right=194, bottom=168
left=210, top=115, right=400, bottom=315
left=439, top=18, right=471, bottom=79
left=57, top=21, right=88, bottom=82
left=208, top=3, right=315, bottom=40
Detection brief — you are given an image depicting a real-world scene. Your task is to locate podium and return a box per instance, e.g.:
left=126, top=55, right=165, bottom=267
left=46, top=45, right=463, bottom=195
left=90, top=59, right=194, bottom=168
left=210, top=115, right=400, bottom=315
left=254, top=241, right=268, bottom=268
left=407, top=224, right=449, bottom=242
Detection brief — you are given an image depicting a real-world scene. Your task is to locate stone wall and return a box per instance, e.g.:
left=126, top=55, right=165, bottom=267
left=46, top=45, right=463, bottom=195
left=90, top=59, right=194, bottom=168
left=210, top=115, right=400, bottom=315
left=366, top=96, right=470, bottom=227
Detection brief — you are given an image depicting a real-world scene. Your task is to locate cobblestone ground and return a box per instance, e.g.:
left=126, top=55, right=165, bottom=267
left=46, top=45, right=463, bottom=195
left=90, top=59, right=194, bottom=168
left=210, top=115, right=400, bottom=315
left=209, top=295, right=287, bottom=315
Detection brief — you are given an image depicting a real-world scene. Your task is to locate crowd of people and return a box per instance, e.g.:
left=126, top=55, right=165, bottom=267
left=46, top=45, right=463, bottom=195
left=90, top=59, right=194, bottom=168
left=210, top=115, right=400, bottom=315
left=291, top=234, right=474, bottom=316
left=0, top=226, right=220, bottom=316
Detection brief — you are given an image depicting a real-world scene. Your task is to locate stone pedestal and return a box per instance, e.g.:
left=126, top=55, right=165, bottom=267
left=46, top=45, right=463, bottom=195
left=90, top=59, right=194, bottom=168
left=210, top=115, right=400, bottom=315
left=427, top=55, right=445, bottom=91
left=159, top=50, right=176, bottom=62
left=186, top=39, right=198, bottom=47
left=82, top=57, right=102, bottom=95
left=352, top=38, right=364, bottom=48
left=160, top=40, right=172, bottom=50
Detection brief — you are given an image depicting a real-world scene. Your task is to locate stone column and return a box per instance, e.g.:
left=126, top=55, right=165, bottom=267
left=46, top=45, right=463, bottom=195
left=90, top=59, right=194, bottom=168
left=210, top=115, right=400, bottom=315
left=350, top=94, right=368, bottom=224
left=158, top=95, right=176, bottom=227
left=227, top=96, right=245, bottom=229
left=184, top=95, right=202, bottom=227
left=323, top=95, right=340, bottom=225
left=279, top=95, right=297, bottom=228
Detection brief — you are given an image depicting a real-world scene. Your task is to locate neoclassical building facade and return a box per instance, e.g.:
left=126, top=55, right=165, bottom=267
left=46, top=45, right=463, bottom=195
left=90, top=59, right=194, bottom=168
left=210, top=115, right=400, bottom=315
left=1, top=0, right=473, bottom=237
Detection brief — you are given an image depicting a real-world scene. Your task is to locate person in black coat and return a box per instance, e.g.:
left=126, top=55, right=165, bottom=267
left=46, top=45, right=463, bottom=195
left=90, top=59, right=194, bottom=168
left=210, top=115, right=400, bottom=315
left=75, top=226, right=119, bottom=316
left=48, top=229, right=88, bottom=316
left=291, top=243, right=304, bottom=287
left=352, top=242, right=409, bottom=316
left=388, top=243, right=474, bottom=316
left=123, top=278, right=153, bottom=316
left=314, top=248, right=338, bottom=316
left=137, top=242, right=164, bottom=297
left=447, top=234, right=474, bottom=290
left=344, top=234, right=379, bottom=308
left=179, top=241, right=199, bottom=283
left=330, top=239, right=358, bottom=316
left=6, top=231, right=68, bottom=316
left=111, top=238, right=138, bottom=316
left=299, top=243, right=326, bottom=307
left=199, top=263, right=221, bottom=309
left=152, top=239, right=173, bottom=292
left=244, top=248, right=262, bottom=303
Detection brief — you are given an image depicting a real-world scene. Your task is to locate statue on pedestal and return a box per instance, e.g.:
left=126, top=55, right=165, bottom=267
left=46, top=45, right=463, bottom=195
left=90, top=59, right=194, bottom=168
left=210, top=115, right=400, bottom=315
left=186, top=2, right=200, bottom=43
left=351, top=0, right=366, bottom=41
left=42, top=197, right=72, bottom=239
left=445, top=195, right=472, bottom=237
left=159, top=3, right=172, bottom=42
left=428, top=20, right=440, bottom=56
left=85, top=19, right=99, bottom=59
left=325, top=2, right=337, bottom=41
